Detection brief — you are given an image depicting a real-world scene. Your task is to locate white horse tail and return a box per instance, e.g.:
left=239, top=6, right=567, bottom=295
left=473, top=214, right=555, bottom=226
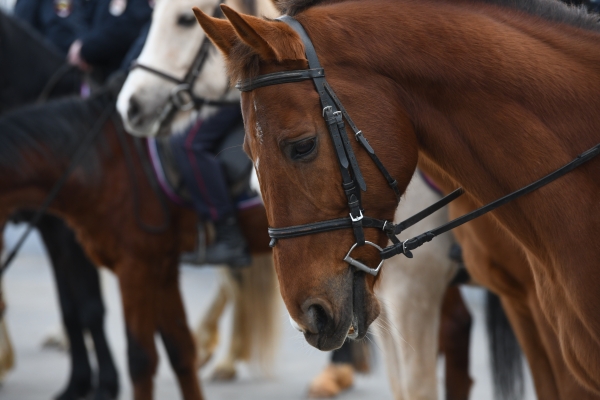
left=235, top=253, right=281, bottom=375
left=0, top=301, right=15, bottom=383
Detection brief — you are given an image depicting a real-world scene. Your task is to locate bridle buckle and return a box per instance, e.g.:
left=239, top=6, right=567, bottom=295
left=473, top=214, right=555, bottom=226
left=350, top=210, right=363, bottom=222
left=343, top=241, right=384, bottom=276
left=170, top=84, right=195, bottom=111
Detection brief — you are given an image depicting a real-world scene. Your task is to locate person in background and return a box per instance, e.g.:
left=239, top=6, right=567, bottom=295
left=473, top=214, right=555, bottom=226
left=120, top=20, right=251, bottom=268
left=13, top=0, right=83, bottom=54
left=170, top=105, right=252, bottom=268
left=67, top=0, right=152, bottom=81
left=14, top=0, right=151, bottom=82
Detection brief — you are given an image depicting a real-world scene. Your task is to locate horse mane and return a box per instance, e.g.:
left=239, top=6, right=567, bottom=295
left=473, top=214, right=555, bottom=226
left=0, top=86, right=118, bottom=177
left=480, top=0, right=600, bottom=31
left=0, top=10, right=65, bottom=61
left=273, top=0, right=600, bottom=31
left=227, top=0, right=600, bottom=81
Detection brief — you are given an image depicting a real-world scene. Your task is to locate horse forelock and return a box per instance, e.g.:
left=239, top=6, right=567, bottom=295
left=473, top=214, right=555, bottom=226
left=0, top=93, right=114, bottom=178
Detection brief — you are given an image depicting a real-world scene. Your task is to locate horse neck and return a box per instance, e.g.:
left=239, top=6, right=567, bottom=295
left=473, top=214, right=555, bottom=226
left=48, top=68, right=83, bottom=99
left=0, top=14, right=73, bottom=109
left=307, top=0, right=600, bottom=257
left=1, top=121, right=105, bottom=213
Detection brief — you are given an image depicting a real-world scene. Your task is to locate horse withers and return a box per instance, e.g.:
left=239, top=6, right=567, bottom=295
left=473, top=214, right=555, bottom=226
left=195, top=0, right=600, bottom=393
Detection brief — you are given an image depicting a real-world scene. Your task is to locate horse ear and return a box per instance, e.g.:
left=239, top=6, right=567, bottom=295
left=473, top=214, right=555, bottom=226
left=220, top=4, right=305, bottom=62
left=193, top=7, right=238, bottom=55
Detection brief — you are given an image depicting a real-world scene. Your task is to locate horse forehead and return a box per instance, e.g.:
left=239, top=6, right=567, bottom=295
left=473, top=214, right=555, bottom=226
left=251, top=88, right=317, bottom=128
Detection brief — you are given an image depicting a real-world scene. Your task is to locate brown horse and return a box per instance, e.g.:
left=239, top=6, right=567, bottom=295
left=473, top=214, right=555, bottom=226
left=0, top=79, right=271, bottom=399
left=426, top=166, right=600, bottom=399
left=194, top=0, right=600, bottom=393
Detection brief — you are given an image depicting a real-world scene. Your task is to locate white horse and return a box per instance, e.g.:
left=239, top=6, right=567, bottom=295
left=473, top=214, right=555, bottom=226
left=117, top=1, right=467, bottom=398
left=119, top=0, right=281, bottom=380
left=118, top=0, right=277, bottom=137
left=375, top=176, right=461, bottom=400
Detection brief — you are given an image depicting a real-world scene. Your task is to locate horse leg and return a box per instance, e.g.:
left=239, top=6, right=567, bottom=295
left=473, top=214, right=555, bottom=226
left=377, top=251, right=452, bottom=400
left=372, top=304, right=404, bottom=399
left=156, top=259, right=203, bottom=400
left=0, top=227, right=12, bottom=384
left=0, top=284, right=14, bottom=384
left=438, top=285, right=473, bottom=400
left=194, top=270, right=231, bottom=369
left=211, top=270, right=242, bottom=381
left=117, top=261, right=159, bottom=400
left=66, top=259, right=119, bottom=400
left=37, top=216, right=94, bottom=400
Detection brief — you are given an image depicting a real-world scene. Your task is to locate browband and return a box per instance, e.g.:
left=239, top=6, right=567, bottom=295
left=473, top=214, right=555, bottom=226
left=236, top=68, right=324, bottom=92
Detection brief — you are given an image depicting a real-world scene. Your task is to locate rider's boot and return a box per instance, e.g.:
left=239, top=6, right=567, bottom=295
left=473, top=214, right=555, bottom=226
left=205, top=216, right=251, bottom=268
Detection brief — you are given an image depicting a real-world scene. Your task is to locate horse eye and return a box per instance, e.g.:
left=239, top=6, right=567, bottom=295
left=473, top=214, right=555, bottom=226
left=177, top=14, right=197, bottom=27
left=291, top=138, right=317, bottom=160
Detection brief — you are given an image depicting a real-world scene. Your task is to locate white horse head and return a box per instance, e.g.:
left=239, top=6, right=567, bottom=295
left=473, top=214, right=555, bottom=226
left=117, top=0, right=278, bottom=137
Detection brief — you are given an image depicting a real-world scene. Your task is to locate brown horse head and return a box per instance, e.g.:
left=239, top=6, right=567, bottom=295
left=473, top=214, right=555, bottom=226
left=194, top=5, right=418, bottom=350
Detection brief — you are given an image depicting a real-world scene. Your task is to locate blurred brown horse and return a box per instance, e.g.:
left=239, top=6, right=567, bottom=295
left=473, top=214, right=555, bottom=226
left=0, top=81, right=273, bottom=399
left=195, top=0, right=600, bottom=394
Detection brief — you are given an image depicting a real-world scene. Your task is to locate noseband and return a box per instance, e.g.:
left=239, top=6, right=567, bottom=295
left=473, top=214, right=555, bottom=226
left=129, top=0, right=238, bottom=127
left=237, top=16, right=600, bottom=276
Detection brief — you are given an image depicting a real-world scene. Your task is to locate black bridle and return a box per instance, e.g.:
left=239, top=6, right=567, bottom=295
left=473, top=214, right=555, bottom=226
left=237, top=16, right=600, bottom=276
left=129, top=0, right=238, bottom=128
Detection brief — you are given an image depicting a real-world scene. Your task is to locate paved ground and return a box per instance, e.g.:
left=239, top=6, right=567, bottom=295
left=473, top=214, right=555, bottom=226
left=1, top=224, right=537, bottom=399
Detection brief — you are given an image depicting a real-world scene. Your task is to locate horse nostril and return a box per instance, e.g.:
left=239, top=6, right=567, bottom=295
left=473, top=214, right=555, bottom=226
left=127, top=96, right=142, bottom=121
left=308, top=304, right=329, bottom=334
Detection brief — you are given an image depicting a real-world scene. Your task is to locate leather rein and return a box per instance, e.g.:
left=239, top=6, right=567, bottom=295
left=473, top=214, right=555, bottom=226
left=129, top=0, right=238, bottom=128
left=236, top=15, right=600, bottom=276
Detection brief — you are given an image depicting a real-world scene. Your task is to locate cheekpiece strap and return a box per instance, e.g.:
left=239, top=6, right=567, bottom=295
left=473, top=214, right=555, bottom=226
left=277, top=15, right=323, bottom=68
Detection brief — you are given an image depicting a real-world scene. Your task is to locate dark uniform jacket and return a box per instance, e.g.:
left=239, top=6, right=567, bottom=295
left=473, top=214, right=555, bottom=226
left=15, top=0, right=151, bottom=77
left=14, top=0, right=84, bottom=54
left=78, top=0, right=152, bottom=75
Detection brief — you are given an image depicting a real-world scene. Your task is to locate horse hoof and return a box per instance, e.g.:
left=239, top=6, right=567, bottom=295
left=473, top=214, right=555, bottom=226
left=196, top=349, right=214, bottom=370
left=54, top=384, right=92, bottom=400
left=210, top=365, right=237, bottom=381
left=42, top=333, right=69, bottom=352
left=308, top=363, right=354, bottom=398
